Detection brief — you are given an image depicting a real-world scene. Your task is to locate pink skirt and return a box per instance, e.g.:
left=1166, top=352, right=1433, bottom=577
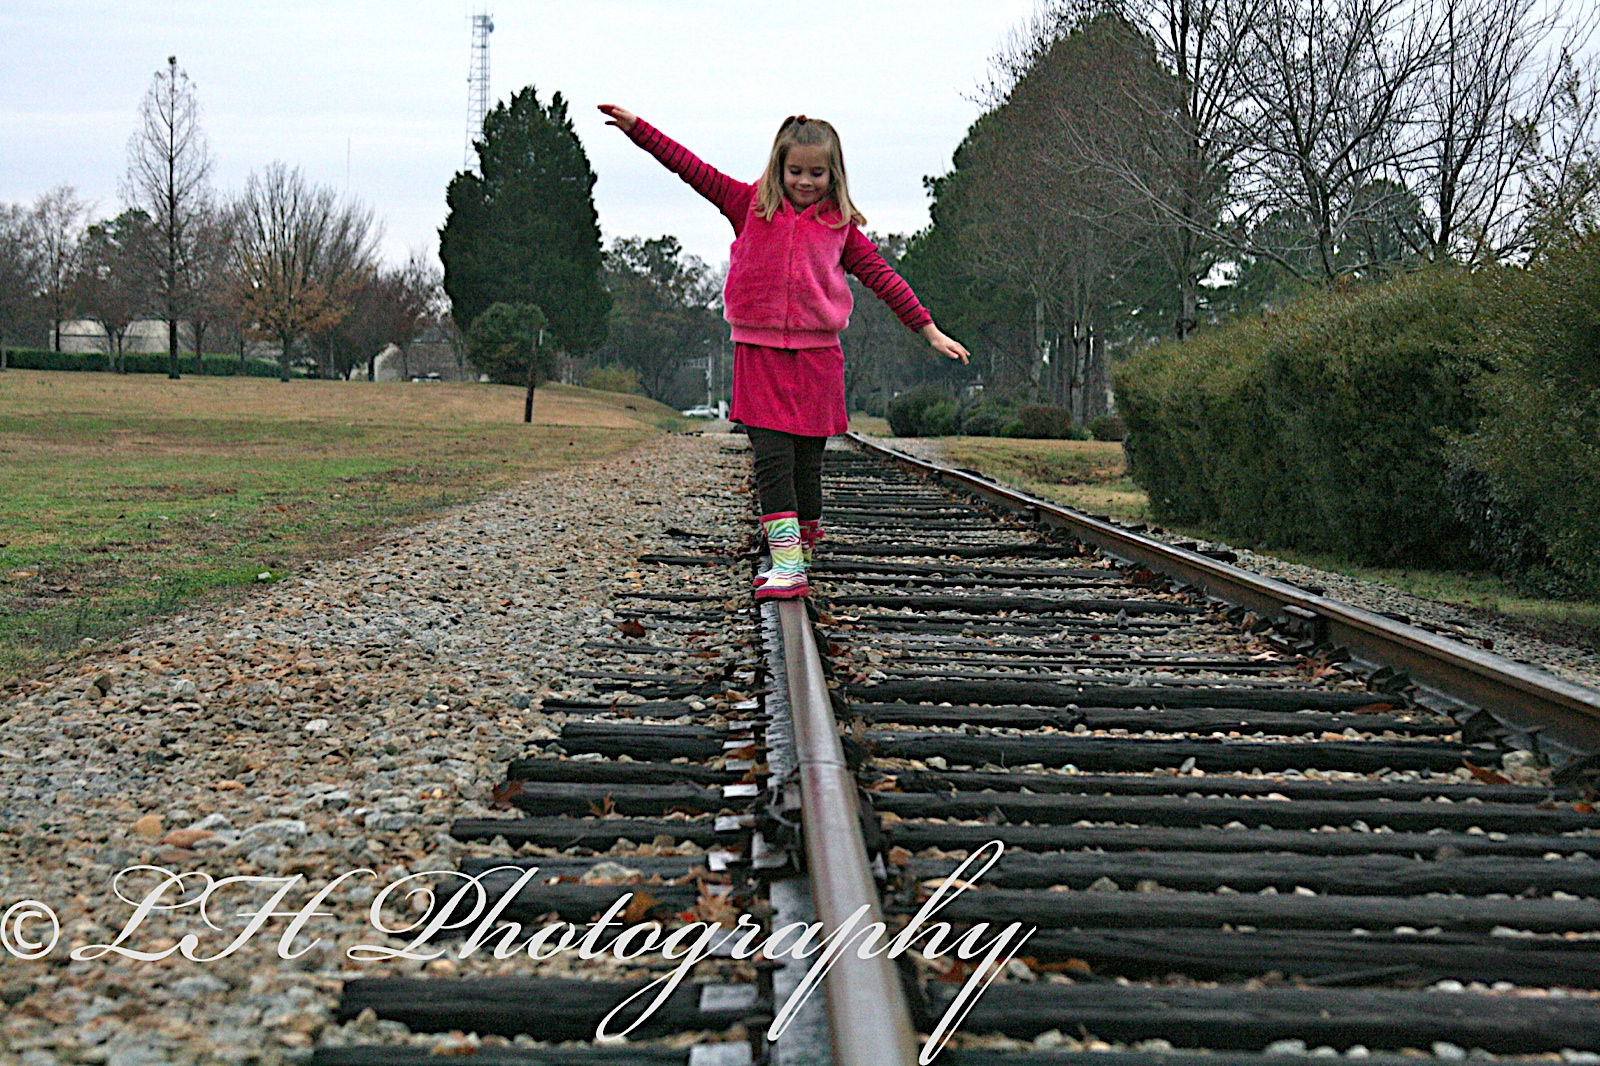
left=729, top=341, right=847, bottom=438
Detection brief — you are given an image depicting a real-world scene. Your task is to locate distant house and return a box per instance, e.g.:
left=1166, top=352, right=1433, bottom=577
left=58, top=319, right=194, bottom=354
left=369, top=322, right=475, bottom=381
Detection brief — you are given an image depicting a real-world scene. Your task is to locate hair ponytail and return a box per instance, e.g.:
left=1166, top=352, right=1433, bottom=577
left=755, top=116, right=865, bottom=229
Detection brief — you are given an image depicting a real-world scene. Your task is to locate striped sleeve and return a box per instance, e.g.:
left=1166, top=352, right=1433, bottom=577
left=843, top=229, right=934, bottom=332
left=627, top=118, right=754, bottom=228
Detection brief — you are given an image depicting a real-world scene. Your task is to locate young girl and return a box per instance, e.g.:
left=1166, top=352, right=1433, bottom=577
left=600, top=104, right=970, bottom=600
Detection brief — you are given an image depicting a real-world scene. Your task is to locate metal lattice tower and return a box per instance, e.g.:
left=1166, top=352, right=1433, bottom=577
left=464, top=11, right=494, bottom=169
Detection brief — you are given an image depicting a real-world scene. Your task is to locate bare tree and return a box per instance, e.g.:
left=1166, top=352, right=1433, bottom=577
left=1116, top=0, right=1263, bottom=334
left=0, top=203, right=40, bottom=360
left=181, top=200, right=236, bottom=371
left=231, top=163, right=379, bottom=381
left=1517, top=52, right=1600, bottom=257
left=77, top=210, right=154, bottom=371
left=317, top=252, right=440, bottom=380
left=305, top=210, right=386, bottom=378
left=31, top=186, right=88, bottom=353
left=124, top=56, right=214, bottom=380
left=1238, top=0, right=1440, bottom=282
left=368, top=253, right=443, bottom=381
left=1393, top=0, right=1594, bottom=262
left=961, top=14, right=1161, bottom=401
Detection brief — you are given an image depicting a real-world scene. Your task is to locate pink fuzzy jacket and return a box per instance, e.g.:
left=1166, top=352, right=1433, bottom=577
left=626, top=118, right=933, bottom=348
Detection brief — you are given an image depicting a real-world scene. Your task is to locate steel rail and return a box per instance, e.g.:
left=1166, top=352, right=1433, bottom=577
left=844, top=431, right=1600, bottom=762
left=775, top=597, right=920, bottom=1066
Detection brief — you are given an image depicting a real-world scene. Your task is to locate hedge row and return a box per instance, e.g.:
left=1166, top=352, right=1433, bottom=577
left=1453, top=241, right=1600, bottom=595
left=1, top=347, right=291, bottom=377
left=886, top=386, right=1119, bottom=440
left=1116, top=248, right=1600, bottom=595
left=1115, top=269, right=1485, bottom=568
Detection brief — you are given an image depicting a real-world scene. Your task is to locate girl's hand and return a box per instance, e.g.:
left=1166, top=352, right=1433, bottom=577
left=598, top=104, right=638, bottom=132
left=921, top=323, right=970, bottom=365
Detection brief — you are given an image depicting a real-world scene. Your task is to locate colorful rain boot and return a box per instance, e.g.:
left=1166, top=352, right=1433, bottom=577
left=799, top=519, right=823, bottom=567
left=756, top=518, right=823, bottom=587
left=753, top=512, right=808, bottom=600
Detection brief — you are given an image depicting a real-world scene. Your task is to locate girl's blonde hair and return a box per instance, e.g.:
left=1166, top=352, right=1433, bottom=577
left=755, top=115, right=866, bottom=229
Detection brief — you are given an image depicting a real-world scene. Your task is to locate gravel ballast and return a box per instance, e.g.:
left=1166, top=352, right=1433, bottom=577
left=0, top=433, right=752, bottom=1065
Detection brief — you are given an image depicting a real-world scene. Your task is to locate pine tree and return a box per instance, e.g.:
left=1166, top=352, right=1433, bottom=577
left=440, top=87, right=610, bottom=356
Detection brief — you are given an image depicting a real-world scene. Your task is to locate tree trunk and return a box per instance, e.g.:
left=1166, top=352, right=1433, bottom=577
left=367, top=352, right=376, bottom=382
left=1178, top=269, right=1198, bottom=340
left=524, top=360, right=538, bottom=424
left=279, top=332, right=291, bottom=382
left=193, top=322, right=207, bottom=375
left=1030, top=295, right=1048, bottom=403
left=239, top=331, right=247, bottom=375
left=167, top=316, right=180, bottom=379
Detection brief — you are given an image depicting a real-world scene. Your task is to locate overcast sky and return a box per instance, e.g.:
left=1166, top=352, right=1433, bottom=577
left=0, top=1, right=1043, bottom=268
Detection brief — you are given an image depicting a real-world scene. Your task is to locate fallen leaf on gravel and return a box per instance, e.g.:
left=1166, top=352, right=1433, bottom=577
left=621, top=892, right=659, bottom=923
left=618, top=619, right=647, bottom=638
left=490, top=780, right=524, bottom=809
left=1025, top=957, right=1093, bottom=975
left=692, top=886, right=741, bottom=924
left=1463, top=760, right=1512, bottom=785
left=132, top=814, right=163, bottom=840
left=162, top=828, right=214, bottom=848
left=215, top=780, right=244, bottom=791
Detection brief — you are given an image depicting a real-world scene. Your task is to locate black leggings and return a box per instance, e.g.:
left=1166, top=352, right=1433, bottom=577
left=747, top=426, right=826, bottom=520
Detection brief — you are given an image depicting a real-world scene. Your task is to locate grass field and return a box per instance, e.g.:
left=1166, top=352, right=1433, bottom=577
left=0, top=371, right=683, bottom=681
left=848, top=424, right=1600, bottom=644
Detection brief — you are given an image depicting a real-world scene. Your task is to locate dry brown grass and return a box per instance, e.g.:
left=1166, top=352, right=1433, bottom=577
left=0, top=371, right=682, bottom=681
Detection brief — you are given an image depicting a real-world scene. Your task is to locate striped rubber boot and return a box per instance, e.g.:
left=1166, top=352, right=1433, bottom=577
left=754, top=512, right=808, bottom=600
left=799, top=519, right=823, bottom=567
left=756, top=518, right=823, bottom=587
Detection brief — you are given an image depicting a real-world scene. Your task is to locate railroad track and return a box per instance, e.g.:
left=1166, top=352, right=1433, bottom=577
left=312, top=435, right=1600, bottom=1066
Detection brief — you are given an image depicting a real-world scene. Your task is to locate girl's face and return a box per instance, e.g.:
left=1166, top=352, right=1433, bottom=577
left=783, top=144, right=832, bottom=208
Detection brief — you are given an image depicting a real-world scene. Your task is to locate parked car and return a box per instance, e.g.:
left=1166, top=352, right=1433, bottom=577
left=681, top=405, right=719, bottom=418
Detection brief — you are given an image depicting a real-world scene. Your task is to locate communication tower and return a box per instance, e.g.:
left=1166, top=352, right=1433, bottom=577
left=465, top=11, right=494, bottom=169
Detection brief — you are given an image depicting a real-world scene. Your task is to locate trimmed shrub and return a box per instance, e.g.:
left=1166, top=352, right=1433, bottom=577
left=1115, top=269, right=1486, bottom=566
left=886, top=384, right=955, bottom=436
left=958, top=397, right=1018, bottom=436
left=1450, top=238, right=1600, bottom=595
left=1088, top=413, right=1126, bottom=441
left=580, top=364, right=643, bottom=394
left=920, top=399, right=961, bottom=436
left=1005, top=404, right=1085, bottom=440
left=2, top=347, right=290, bottom=377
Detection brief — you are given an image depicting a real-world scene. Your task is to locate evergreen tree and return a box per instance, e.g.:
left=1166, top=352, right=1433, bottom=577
left=440, top=87, right=610, bottom=355
left=468, top=301, right=551, bottom=423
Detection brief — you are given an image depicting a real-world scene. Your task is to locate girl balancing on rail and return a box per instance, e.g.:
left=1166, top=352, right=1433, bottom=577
left=600, top=104, right=970, bottom=601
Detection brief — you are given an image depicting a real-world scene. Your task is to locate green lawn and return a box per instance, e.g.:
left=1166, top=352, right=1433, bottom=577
left=0, top=372, right=680, bottom=681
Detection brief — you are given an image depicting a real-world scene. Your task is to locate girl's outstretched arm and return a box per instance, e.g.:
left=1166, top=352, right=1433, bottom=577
left=599, top=104, right=753, bottom=228
left=843, top=231, right=971, bottom=364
